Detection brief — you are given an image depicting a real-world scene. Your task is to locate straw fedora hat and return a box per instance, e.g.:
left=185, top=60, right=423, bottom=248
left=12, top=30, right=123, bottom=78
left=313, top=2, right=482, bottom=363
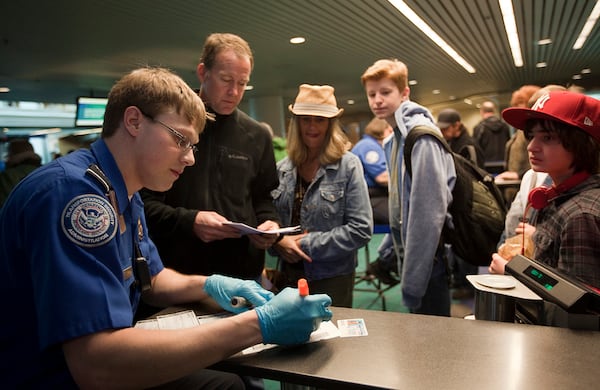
left=288, top=84, right=344, bottom=118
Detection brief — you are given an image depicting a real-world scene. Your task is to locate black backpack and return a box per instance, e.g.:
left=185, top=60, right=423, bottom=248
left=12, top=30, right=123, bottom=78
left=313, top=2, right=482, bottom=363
left=403, top=126, right=507, bottom=266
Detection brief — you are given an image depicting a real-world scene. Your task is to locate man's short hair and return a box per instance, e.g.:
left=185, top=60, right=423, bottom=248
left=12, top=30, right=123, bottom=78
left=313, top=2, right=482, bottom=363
left=480, top=101, right=497, bottom=114
left=200, top=33, right=254, bottom=70
left=364, top=117, right=390, bottom=140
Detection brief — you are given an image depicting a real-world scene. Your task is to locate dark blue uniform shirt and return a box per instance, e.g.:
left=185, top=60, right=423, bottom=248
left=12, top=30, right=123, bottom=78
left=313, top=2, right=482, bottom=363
left=0, top=139, right=163, bottom=387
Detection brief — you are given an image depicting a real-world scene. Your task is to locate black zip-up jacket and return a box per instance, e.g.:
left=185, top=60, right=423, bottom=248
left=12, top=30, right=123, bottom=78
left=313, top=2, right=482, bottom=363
left=142, top=108, right=280, bottom=279
left=449, top=126, right=485, bottom=169
left=473, top=116, right=511, bottom=165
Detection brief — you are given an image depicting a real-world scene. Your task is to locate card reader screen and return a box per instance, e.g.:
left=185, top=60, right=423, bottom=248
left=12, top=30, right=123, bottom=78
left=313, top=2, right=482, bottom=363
left=524, top=265, right=558, bottom=290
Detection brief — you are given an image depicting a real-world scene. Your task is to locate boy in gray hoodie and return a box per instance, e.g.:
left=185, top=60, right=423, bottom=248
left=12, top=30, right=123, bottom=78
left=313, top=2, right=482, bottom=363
left=361, top=59, right=456, bottom=316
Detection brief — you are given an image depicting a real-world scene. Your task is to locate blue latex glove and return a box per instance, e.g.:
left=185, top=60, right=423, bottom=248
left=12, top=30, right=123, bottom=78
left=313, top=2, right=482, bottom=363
left=255, top=287, right=333, bottom=345
left=204, top=274, right=274, bottom=314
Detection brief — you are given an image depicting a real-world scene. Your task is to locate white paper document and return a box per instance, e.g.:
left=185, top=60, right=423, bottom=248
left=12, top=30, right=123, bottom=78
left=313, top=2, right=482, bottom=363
left=135, top=310, right=200, bottom=330
left=156, top=310, right=200, bottom=329
left=135, top=310, right=341, bottom=355
left=240, top=320, right=341, bottom=355
left=223, top=222, right=301, bottom=235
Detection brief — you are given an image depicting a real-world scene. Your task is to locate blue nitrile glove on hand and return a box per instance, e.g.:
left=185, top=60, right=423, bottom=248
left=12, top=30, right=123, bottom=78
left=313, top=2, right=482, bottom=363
left=204, top=274, right=274, bottom=314
left=255, top=287, right=333, bottom=345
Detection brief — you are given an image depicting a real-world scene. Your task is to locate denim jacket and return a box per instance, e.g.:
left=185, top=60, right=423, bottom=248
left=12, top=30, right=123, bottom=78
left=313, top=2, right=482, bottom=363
left=272, top=152, right=373, bottom=281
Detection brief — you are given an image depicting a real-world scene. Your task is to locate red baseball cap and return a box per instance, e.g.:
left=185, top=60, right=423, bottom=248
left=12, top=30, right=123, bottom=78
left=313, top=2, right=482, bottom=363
left=502, top=91, right=600, bottom=142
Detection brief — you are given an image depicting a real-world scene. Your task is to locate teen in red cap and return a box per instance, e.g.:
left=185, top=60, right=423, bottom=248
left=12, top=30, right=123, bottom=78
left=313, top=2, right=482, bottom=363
left=489, top=91, right=600, bottom=290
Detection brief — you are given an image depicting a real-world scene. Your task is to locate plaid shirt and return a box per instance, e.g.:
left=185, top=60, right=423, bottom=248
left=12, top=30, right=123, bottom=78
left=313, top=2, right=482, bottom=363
left=533, top=174, right=600, bottom=289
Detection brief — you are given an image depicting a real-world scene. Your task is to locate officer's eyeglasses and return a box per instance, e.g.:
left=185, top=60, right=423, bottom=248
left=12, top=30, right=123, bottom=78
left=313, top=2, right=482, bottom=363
left=138, top=108, right=198, bottom=153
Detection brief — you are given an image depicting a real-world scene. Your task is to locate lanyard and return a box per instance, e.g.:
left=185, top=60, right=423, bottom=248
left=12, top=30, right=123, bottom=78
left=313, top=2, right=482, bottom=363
left=86, top=163, right=151, bottom=292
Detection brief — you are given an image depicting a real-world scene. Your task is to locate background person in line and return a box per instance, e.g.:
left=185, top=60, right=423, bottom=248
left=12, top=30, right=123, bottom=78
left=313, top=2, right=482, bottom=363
left=0, top=138, right=42, bottom=208
left=351, top=117, right=400, bottom=286
left=495, top=85, right=542, bottom=206
left=351, top=116, right=392, bottom=225
left=271, top=84, right=372, bottom=308
left=495, top=85, right=541, bottom=183
left=436, top=108, right=484, bottom=169
left=361, top=59, right=455, bottom=316
left=473, top=100, right=511, bottom=174
left=141, top=33, right=280, bottom=287
left=0, top=67, right=332, bottom=389
left=489, top=91, right=600, bottom=291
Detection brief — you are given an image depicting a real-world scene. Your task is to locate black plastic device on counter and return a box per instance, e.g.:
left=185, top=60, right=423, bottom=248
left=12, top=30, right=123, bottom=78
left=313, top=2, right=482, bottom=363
left=506, top=254, right=600, bottom=330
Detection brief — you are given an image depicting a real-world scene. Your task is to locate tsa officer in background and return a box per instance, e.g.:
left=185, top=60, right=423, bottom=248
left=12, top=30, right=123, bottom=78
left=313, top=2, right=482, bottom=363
left=0, top=67, right=332, bottom=389
left=351, top=116, right=393, bottom=224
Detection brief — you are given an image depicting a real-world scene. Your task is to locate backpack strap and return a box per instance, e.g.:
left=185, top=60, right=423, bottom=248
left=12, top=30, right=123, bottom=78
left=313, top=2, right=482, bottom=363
left=403, top=126, right=454, bottom=278
left=460, top=144, right=479, bottom=166
left=403, top=126, right=452, bottom=176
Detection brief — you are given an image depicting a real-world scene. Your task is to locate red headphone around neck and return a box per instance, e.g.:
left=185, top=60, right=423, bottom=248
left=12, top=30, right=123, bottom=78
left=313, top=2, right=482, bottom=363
left=528, top=171, right=590, bottom=210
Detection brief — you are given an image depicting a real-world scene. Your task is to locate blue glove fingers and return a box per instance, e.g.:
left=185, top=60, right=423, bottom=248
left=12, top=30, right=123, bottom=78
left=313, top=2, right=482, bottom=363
left=204, top=275, right=235, bottom=312
left=243, top=286, right=274, bottom=307
left=255, top=288, right=334, bottom=345
left=204, top=275, right=273, bottom=314
left=256, top=306, right=314, bottom=345
left=302, top=293, right=333, bottom=321
left=300, top=293, right=333, bottom=331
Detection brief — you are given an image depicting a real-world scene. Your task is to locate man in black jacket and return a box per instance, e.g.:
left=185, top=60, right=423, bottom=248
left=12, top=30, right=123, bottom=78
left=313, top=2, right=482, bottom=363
left=142, top=33, right=280, bottom=284
left=436, top=108, right=485, bottom=168
left=473, top=101, right=511, bottom=174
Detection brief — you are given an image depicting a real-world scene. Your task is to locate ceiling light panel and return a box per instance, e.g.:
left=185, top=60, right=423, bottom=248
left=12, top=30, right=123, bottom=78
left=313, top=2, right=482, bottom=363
left=387, top=0, right=476, bottom=73
left=499, top=0, right=523, bottom=67
left=573, top=0, right=600, bottom=49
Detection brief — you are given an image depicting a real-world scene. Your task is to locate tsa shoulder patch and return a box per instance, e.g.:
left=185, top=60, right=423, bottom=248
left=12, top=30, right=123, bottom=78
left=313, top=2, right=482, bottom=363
left=61, top=194, right=117, bottom=247
left=365, top=150, right=381, bottom=164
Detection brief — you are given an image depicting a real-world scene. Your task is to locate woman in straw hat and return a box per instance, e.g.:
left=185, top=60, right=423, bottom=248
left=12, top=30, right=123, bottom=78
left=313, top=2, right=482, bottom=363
left=489, top=91, right=600, bottom=291
left=271, top=84, right=373, bottom=307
